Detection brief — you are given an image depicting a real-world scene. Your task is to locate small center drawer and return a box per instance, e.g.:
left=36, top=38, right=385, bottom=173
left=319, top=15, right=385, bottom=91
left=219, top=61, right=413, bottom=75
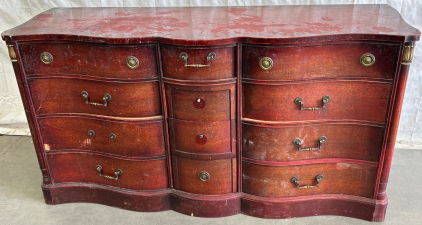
left=242, top=162, right=377, bottom=198
left=48, top=152, right=168, bottom=190
left=172, top=156, right=236, bottom=195
left=161, top=45, right=235, bottom=80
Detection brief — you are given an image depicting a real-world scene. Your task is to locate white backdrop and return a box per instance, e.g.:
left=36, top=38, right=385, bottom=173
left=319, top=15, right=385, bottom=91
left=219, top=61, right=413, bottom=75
left=0, top=0, right=420, bottom=149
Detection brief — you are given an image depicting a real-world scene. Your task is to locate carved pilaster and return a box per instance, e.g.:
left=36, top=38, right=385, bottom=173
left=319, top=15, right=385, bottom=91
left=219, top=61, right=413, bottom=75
left=6, top=44, right=17, bottom=62
left=402, top=45, right=415, bottom=65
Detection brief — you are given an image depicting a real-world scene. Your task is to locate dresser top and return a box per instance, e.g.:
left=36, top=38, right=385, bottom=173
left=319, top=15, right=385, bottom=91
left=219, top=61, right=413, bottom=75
left=2, top=5, right=420, bottom=45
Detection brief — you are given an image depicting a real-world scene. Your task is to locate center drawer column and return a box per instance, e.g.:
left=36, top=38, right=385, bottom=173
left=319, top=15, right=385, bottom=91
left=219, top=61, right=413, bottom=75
left=160, top=45, right=239, bottom=217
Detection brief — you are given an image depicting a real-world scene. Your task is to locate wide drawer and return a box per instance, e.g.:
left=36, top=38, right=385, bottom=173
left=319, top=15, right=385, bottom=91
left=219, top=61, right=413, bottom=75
left=39, top=116, right=165, bottom=158
left=243, top=43, right=398, bottom=80
left=161, top=45, right=235, bottom=80
left=242, top=122, right=384, bottom=162
left=165, top=83, right=236, bottom=121
left=48, top=152, right=168, bottom=190
left=19, top=43, right=157, bottom=79
left=172, top=156, right=236, bottom=195
left=29, top=78, right=161, bottom=117
left=242, top=81, right=391, bottom=123
left=242, top=162, right=377, bottom=198
left=169, top=118, right=235, bottom=156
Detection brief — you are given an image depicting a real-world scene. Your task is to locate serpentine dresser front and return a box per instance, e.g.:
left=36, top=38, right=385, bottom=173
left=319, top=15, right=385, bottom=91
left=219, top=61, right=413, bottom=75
left=2, top=5, right=420, bottom=221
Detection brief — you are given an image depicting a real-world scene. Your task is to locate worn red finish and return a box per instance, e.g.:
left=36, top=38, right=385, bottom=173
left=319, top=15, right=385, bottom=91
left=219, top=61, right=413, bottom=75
left=2, top=5, right=420, bottom=222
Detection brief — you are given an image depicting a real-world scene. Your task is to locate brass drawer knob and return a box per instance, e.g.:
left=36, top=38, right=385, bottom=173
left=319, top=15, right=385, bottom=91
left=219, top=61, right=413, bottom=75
left=40, top=52, right=53, bottom=64
left=109, top=133, right=117, bottom=140
left=293, top=136, right=327, bottom=151
left=360, top=53, right=375, bottom=67
left=126, top=56, right=139, bottom=69
left=198, top=171, right=210, bottom=181
left=259, top=57, right=273, bottom=70
left=95, top=165, right=122, bottom=180
left=291, top=175, right=323, bottom=189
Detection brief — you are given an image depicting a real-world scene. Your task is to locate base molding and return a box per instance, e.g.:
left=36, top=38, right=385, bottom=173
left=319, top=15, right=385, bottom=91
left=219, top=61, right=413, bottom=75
left=42, top=183, right=387, bottom=221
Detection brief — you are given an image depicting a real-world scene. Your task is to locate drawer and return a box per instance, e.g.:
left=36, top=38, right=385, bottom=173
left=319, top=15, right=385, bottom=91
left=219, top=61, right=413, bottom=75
left=29, top=78, right=161, bottom=117
left=161, top=45, right=235, bottom=80
left=39, top=116, right=165, bottom=158
left=172, top=156, right=236, bottom=195
left=242, top=162, right=377, bottom=198
left=242, top=122, right=384, bottom=162
left=165, top=83, right=236, bottom=121
left=243, top=43, right=398, bottom=80
left=48, top=152, right=168, bottom=190
left=242, top=81, right=391, bottom=123
left=169, top=118, right=235, bottom=156
left=19, top=43, right=157, bottom=79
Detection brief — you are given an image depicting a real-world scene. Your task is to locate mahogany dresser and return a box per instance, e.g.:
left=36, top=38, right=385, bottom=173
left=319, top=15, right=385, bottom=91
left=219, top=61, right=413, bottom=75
left=2, top=5, right=420, bottom=222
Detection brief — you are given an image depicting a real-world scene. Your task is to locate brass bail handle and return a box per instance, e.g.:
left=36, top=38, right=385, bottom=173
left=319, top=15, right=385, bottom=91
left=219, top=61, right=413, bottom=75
left=95, top=165, right=122, bottom=180
left=291, top=175, right=324, bottom=189
left=295, top=95, right=331, bottom=110
left=179, top=52, right=216, bottom=68
left=81, top=91, right=111, bottom=107
left=293, top=136, right=327, bottom=151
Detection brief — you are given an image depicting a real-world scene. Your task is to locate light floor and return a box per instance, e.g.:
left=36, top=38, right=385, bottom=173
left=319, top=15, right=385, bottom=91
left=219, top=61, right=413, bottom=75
left=0, top=135, right=421, bottom=225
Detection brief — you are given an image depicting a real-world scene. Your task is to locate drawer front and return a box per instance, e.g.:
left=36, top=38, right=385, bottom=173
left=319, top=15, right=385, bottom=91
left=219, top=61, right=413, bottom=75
left=242, top=123, right=384, bottom=162
left=243, top=43, right=398, bottom=80
left=20, top=43, right=157, bottom=79
left=169, top=118, right=235, bottom=155
left=172, top=156, right=236, bottom=195
left=29, top=78, right=161, bottom=117
left=39, top=116, right=165, bottom=158
left=166, top=84, right=236, bottom=121
left=243, top=81, right=391, bottom=123
left=48, top=153, right=168, bottom=190
left=161, top=45, right=235, bottom=80
left=242, top=162, right=377, bottom=198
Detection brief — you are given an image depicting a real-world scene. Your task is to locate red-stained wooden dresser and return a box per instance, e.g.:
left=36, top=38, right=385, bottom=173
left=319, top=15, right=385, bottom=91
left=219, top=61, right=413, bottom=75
left=2, top=5, right=420, bottom=222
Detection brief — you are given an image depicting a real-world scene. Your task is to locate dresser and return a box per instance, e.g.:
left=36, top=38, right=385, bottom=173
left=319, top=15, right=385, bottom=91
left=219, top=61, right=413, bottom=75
left=2, top=5, right=420, bottom=222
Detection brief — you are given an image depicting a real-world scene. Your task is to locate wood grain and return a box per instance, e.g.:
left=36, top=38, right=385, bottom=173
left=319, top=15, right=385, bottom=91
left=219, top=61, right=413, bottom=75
left=48, top=152, right=168, bottom=190
left=242, top=122, right=384, bottom=162
left=242, top=162, right=377, bottom=198
left=243, top=43, right=398, bottom=80
left=19, top=43, right=157, bottom=79
left=39, top=116, right=165, bottom=158
left=172, top=156, right=235, bottom=195
left=29, top=78, right=162, bottom=117
left=242, top=80, right=391, bottom=123
left=161, top=45, right=235, bottom=80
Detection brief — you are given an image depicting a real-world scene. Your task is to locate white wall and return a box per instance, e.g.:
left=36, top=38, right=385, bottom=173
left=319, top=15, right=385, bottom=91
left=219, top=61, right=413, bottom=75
left=0, top=0, right=420, bottom=148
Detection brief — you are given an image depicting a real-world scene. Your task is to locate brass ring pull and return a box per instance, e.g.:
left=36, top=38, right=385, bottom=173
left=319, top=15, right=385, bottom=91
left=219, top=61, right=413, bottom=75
left=126, top=56, right=139, bottom=69
left=40, top=52, right=53, bottom=64
left=95, top=165, right=122, bottom=180
left=81, top=91, right=111, bottom=107
left=295, top=95, right=331, bottom=110
left=179, top=52, right=216, bottom=68
left=291, top=175, right=323, bottom=189
left=198, top=171, right=210, bottom=181
left=360, top=53, right=375, bottom=67
left=259, top=57, right=273, bottom=70
left=293, top=136, right=327, bottom=151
